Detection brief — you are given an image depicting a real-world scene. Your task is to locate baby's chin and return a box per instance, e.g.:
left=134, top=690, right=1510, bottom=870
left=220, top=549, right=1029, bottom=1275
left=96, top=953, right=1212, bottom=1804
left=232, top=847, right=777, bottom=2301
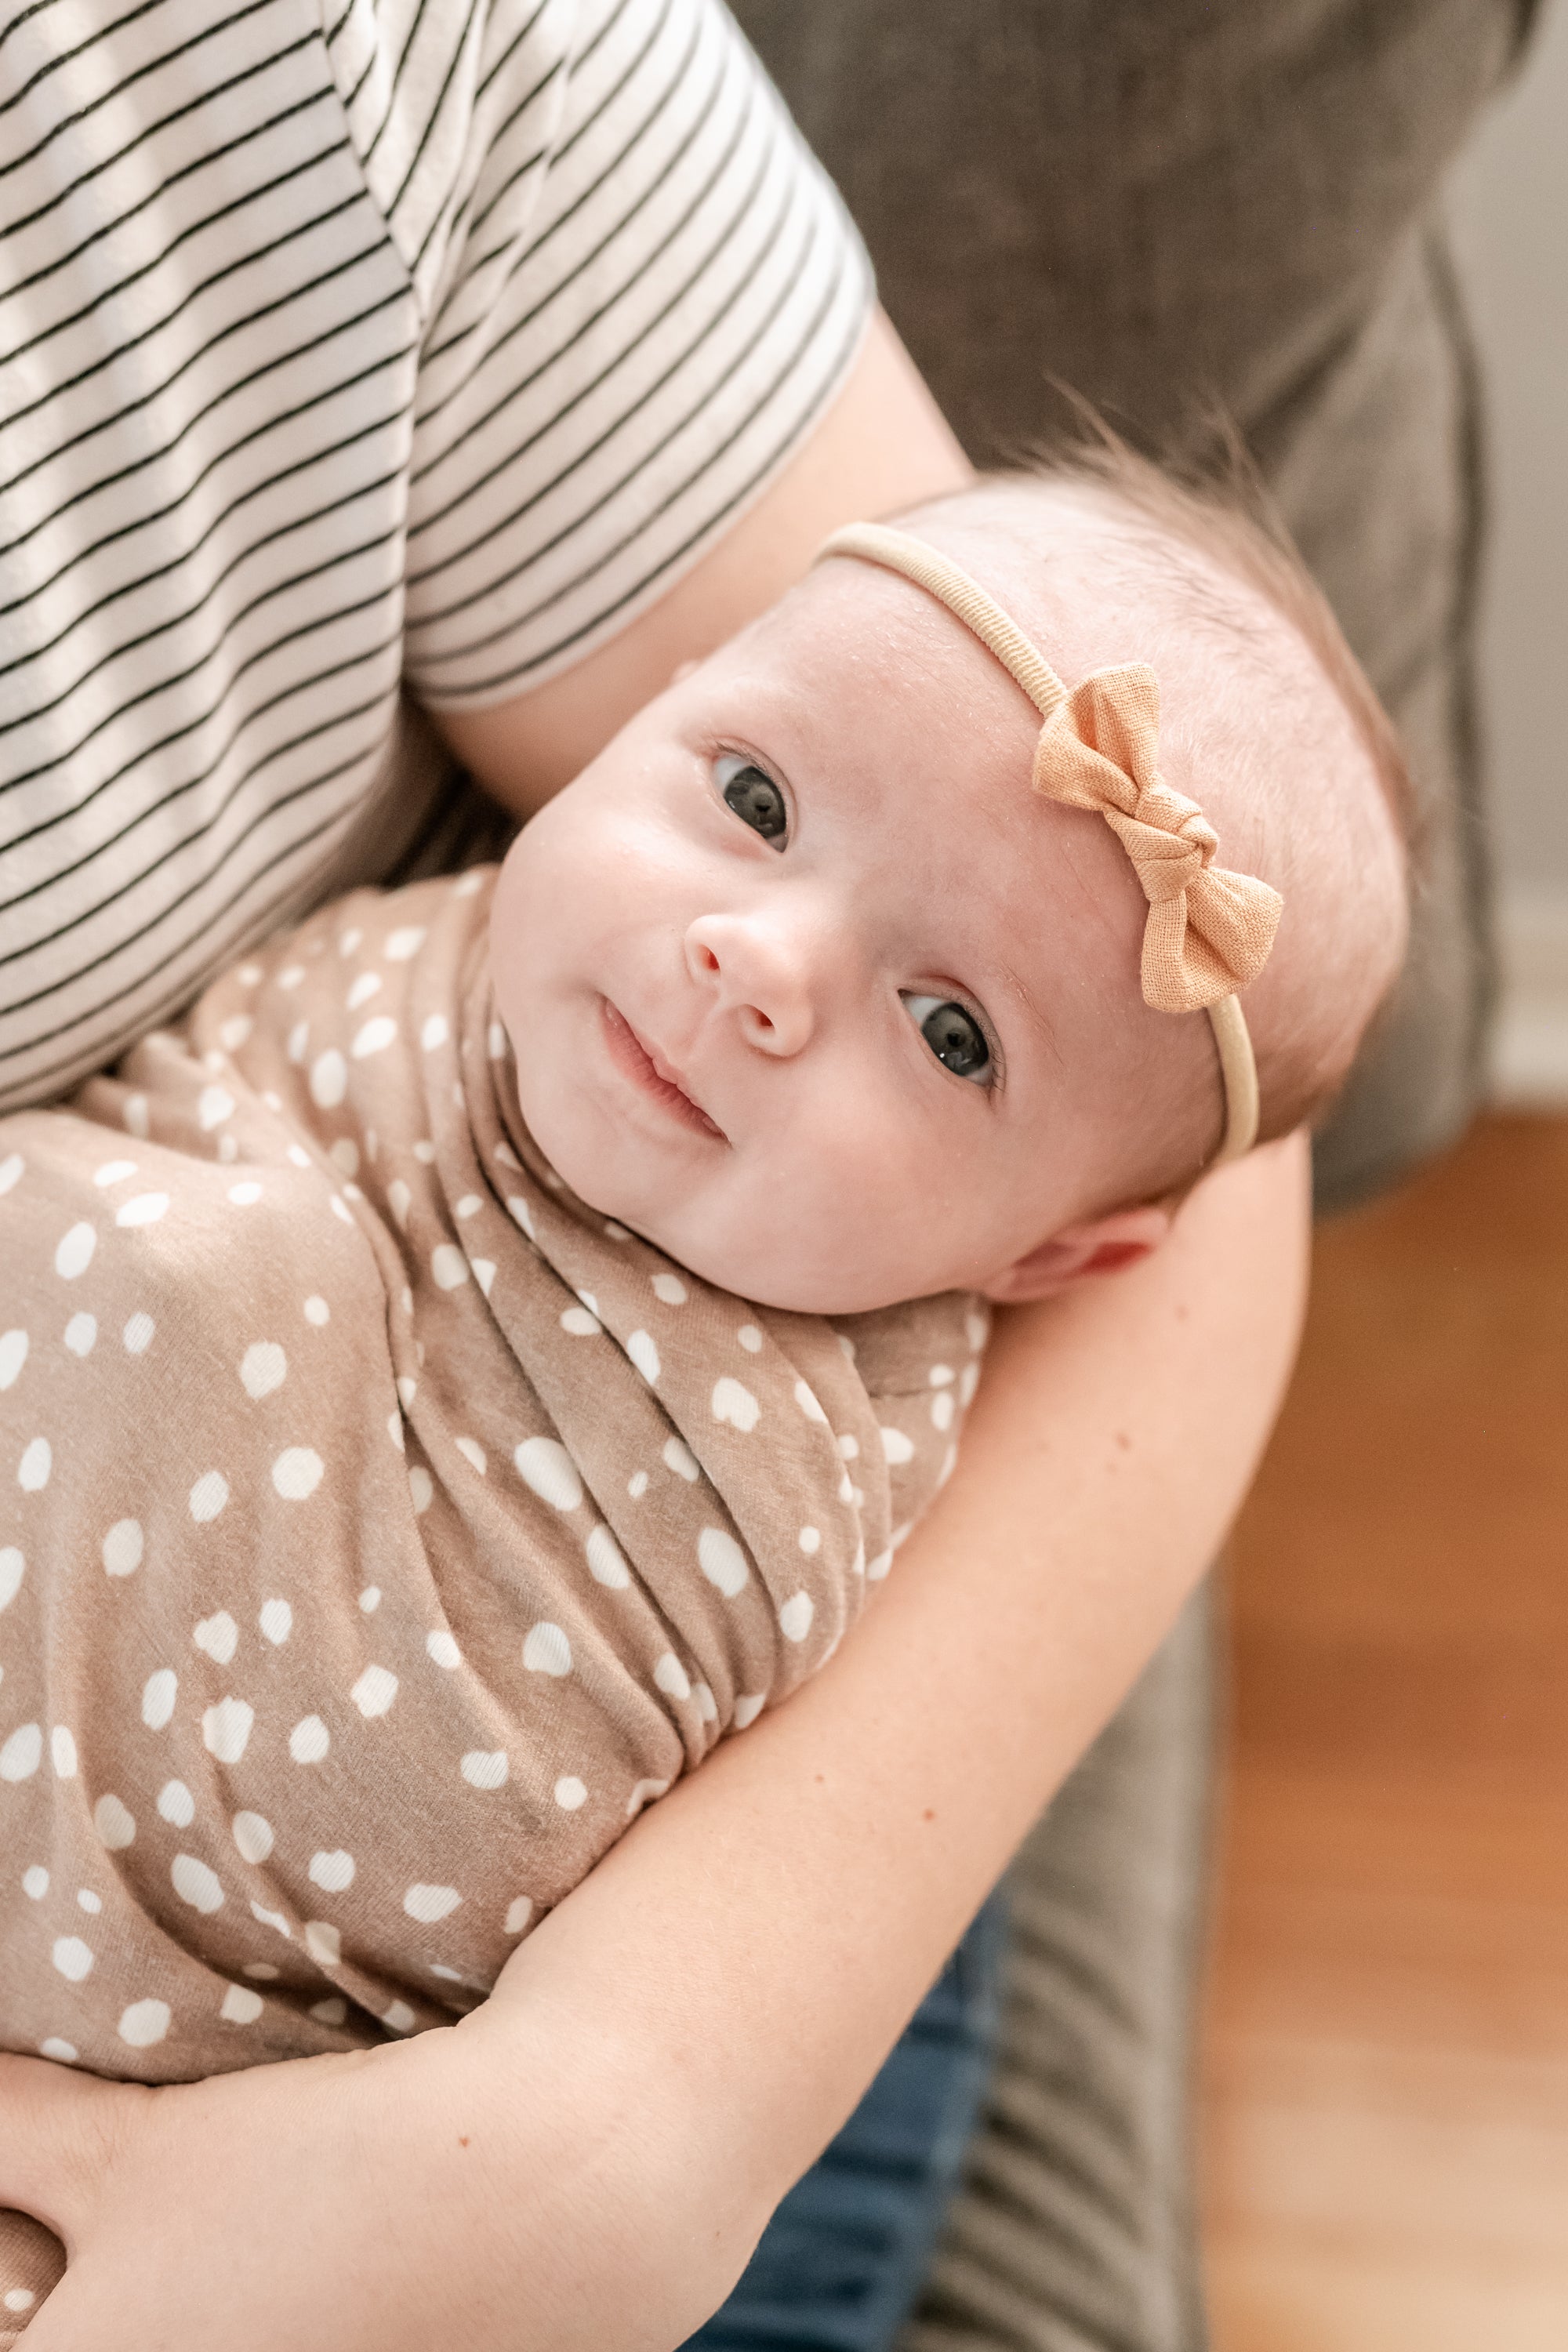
left=586, top=1200, right=967, bottom=1315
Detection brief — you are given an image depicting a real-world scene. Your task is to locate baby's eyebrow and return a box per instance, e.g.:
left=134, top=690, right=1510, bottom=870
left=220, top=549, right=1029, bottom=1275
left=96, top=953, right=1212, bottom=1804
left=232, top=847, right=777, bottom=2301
left=991, top=951, right=1066, bottom=1076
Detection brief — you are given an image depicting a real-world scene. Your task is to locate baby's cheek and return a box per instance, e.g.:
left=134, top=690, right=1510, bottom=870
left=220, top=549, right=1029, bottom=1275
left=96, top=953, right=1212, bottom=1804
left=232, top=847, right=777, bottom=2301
left=486, top=848, right=540, bottom=1042
left=719, top=1120, right=954, bottom=1315
left=804, top=1124, right=1016, bottom=1308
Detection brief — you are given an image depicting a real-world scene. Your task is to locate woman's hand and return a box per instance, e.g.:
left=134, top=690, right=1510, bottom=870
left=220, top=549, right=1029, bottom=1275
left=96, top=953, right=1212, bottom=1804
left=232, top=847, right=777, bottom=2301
left=0, top=1994, right=751, bottom=2352
left=0, top=1136, right=1308, bottom=2350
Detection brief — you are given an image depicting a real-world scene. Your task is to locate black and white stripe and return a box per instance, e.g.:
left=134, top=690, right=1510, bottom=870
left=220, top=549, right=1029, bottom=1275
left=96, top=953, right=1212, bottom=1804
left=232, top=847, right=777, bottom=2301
left=0, top=0, right=869, bottom=1106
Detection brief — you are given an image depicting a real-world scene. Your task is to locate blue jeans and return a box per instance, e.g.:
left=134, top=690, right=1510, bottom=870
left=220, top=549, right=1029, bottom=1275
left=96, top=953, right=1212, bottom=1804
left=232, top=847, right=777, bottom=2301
left=684, top=1897, right=1008, bottom=2352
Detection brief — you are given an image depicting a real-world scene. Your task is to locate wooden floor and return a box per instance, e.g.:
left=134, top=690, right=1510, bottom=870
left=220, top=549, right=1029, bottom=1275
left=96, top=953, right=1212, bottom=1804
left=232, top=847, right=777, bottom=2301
left=1203, top=1114, right=1568, bottom=2349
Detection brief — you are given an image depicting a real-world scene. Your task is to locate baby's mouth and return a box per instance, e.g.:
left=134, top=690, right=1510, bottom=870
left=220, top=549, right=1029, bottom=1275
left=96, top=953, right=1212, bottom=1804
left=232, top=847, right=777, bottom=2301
left=601, top=1000, right=728, bottom=1142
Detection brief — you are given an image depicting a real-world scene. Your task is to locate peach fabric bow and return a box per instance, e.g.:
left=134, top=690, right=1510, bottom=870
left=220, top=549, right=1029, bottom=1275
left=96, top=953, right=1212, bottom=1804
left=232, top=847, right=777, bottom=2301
left=1033, top=664, right=1283, bottom=1015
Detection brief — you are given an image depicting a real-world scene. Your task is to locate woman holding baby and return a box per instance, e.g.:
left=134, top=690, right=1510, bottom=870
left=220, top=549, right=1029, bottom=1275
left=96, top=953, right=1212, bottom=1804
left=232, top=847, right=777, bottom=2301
left=0, top=0, right=1514, bottom=2343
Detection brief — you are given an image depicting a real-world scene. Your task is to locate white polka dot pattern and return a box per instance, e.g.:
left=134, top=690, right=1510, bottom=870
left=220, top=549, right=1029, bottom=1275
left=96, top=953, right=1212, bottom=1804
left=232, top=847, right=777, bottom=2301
left=0, top=870, right=982, bottom=2152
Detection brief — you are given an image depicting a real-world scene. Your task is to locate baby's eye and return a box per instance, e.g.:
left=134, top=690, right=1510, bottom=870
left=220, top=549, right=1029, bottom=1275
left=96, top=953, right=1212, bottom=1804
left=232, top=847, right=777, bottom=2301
left=716, top=753, right=787, bottom=847
left=902, top=994, right=993, bottom=1085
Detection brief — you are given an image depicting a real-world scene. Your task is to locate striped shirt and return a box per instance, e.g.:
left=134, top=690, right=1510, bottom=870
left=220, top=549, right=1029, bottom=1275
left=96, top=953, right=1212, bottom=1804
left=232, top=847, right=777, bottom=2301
left=0, top=0, right=871, bottom=1108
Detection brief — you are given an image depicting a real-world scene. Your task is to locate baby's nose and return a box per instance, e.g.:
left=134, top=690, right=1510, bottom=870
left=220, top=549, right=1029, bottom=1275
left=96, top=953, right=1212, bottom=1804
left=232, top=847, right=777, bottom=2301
left=685, top=913, right=817, bottom=1057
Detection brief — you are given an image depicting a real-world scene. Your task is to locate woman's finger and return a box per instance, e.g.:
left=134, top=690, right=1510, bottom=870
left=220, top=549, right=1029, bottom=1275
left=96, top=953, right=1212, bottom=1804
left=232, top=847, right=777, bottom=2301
left=0, top=2056, right=148, bottom=2244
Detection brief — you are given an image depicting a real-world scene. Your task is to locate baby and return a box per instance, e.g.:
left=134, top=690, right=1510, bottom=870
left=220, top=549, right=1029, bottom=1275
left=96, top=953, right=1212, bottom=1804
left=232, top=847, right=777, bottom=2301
left=0, top=462, right=1407, bottom=2329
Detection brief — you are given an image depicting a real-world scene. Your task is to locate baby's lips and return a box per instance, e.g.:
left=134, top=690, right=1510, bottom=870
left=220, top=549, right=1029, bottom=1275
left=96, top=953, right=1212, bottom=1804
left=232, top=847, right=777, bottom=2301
left=604, top=1000, right=728, bottom=1141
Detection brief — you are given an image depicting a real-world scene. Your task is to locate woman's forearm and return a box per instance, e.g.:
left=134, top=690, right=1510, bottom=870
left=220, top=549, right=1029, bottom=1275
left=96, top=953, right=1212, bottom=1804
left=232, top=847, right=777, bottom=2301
left=479, top=1132, right=1311, bottom=2319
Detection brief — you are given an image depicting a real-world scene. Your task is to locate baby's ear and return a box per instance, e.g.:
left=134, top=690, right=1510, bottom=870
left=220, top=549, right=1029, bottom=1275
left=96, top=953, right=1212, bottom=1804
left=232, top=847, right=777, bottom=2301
left=979, top=1203, right=1174, bottom=1304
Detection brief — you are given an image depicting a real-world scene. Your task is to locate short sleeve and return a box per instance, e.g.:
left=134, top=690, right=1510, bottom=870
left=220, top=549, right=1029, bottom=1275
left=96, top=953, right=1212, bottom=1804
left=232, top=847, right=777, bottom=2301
left=325, top=0, right=874, bottom=705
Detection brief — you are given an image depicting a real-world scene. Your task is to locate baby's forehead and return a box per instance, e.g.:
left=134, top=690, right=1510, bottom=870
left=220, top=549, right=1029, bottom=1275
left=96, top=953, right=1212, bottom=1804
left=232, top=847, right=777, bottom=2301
left=750, top=550, right=1047, bottom=742
left=808, top=485, right=1339, bottom=815
left=769, top=492, right=1140, bottom=712
left=877, top=477, right=1298, bottom=673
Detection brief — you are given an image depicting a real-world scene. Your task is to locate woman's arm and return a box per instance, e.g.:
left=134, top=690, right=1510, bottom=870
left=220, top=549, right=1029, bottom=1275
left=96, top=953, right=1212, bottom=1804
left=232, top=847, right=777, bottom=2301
left=482, top=1131, right=1312, bottom=2292
left=0, top=1135, right=1308, bottom=2352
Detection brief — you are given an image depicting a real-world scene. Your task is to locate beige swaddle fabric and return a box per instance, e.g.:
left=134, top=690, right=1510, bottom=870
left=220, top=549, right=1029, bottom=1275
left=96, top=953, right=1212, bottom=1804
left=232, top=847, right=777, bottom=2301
left=0, top=871, right=982, bottom=2332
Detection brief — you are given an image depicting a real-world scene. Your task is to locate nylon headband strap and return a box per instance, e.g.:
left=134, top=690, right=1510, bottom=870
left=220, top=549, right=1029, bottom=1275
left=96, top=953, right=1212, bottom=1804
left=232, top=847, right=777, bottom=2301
left=815, top=521, right=1265, bottom=1164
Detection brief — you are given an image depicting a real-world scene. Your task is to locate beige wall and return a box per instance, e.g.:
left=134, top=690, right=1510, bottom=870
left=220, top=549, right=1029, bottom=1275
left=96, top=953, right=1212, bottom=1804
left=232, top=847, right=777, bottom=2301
left=1449, top=2, right=1568, bottom=892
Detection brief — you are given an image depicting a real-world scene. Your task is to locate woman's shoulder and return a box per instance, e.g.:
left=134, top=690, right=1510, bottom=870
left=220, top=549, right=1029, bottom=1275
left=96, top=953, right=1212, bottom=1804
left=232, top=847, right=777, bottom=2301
left=314, top=0, right=577, bottom=312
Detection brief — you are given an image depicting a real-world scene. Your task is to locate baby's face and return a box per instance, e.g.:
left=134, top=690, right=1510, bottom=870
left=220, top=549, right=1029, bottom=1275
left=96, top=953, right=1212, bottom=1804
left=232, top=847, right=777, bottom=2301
left=491, top=561, right=1167, bottom=1312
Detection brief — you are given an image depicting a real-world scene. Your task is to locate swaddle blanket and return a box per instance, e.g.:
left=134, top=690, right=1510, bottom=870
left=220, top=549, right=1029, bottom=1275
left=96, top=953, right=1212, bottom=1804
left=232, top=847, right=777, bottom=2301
left=0, top=869, right=983, bottom=2330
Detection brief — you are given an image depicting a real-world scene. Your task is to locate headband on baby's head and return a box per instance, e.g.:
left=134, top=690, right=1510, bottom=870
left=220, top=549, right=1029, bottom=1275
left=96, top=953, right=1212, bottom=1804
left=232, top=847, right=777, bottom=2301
left=815, top=522, right=1284, bottom=1165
